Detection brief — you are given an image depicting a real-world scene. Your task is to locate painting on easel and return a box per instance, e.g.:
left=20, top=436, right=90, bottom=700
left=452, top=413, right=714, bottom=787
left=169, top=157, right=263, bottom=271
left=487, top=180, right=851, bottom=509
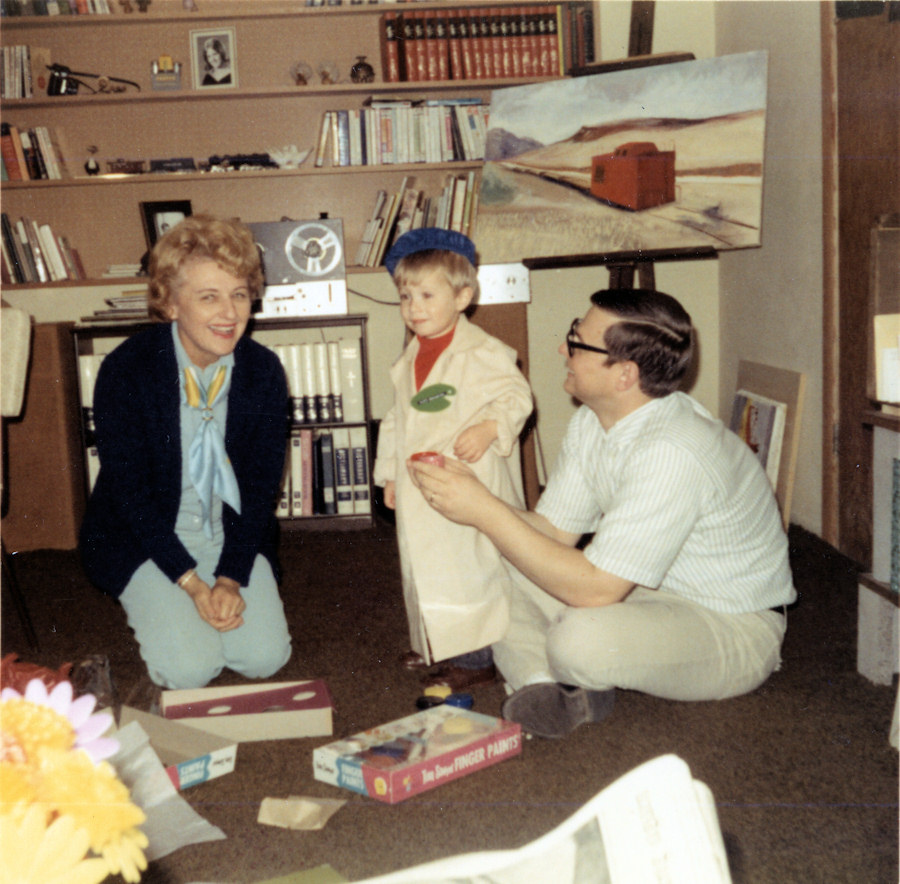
left=474, top=51, right=767, bottom=265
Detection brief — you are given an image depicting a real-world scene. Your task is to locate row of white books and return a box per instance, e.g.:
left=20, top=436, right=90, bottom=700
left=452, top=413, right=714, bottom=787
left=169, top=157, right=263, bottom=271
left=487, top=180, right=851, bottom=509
left=315, top=101, right=487, bottom=169
left=269, top=338, right=365, bottom=427
left=278, top=426, right=371, bottom=519
left=77, top=338, right=371, bottom=520
left=357, top=171, right=478, bottom=267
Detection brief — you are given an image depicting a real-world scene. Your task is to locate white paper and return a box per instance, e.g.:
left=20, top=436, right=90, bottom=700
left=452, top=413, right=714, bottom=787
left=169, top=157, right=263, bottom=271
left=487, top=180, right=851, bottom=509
left=353, top=755, right=731, bottom=884
left=110, top=721, right=227, bottom=861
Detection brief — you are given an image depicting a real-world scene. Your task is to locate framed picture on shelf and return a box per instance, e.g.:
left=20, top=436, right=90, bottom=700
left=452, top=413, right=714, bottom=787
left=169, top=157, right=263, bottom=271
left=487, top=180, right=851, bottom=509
left=140, top=200, right=193, bottom=249
left=190, top=27, right=238, bottom=90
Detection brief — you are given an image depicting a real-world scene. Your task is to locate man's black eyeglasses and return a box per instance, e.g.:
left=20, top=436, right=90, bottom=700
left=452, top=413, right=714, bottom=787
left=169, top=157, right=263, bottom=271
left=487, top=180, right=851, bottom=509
left=566, top=318, right=610, bottom=357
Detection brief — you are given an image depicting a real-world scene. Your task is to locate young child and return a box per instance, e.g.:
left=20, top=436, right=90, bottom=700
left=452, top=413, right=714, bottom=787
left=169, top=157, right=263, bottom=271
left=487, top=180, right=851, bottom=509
left=373, top=228, right=534, bottom=691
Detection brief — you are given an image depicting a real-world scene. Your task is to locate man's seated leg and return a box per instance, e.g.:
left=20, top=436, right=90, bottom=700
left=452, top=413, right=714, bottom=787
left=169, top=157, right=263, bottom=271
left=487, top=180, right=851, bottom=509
left=547, top=587, right=786, bottom=701
left=492, top=567, right=568, bottom=691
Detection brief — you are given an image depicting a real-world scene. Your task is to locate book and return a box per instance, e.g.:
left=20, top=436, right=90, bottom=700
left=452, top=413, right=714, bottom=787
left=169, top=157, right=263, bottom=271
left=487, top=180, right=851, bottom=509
left=312, top=706, right=522, bottom=805
left=1, top=212, right=26, bottom=282
left=349, top=424, right=371, bottom=515
left=78, top=353, right=103, bottom=489
left=300, top=342, right=316, bottom=424
left=314, top=429, right=337, bottom=515
left=338, top=337, right=366, bottom=424
left=381, top=11, right=401, bottom=83
left=313, top=341, right=332, bottom=423
left=314, top=111, right=332, bottom=167
left=299, top=428, right=314, bottom=517
left=0, top=123, right=24, bottom=181
left=334, top=109, right=350, bottom=167
left=34, top=125, right=62, bottom=178
left=276, top=455, right=291, bottom=520
left=373, top=174, right=411, bottom=267
left=289, top=432, right=305, bottom=517
left=327, top=340, right=343, bottom=422
left=6, top=125, right=30, bottom=181
left=38, top=222, right=67, bottom=280
left=356, top=189, right=387, bottom=266
left=18, top=128, right=43, bottom=179
left=730, top=389, right=787, bottom=490
left=281, top=344, right=305, bottom=426
left=332, top=427, right=354, bottom=515
left=350, top=754, right=731, bottom=882
left=13, top=218, right=38, bottom=281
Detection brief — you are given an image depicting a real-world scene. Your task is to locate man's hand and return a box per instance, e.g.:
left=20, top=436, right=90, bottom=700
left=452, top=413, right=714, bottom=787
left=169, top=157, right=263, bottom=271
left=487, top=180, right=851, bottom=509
left=383, top=480, right=396, bottom=510
left=453, top=420, right=498, bottom=463
left=407, top=456, right=496, bottom=528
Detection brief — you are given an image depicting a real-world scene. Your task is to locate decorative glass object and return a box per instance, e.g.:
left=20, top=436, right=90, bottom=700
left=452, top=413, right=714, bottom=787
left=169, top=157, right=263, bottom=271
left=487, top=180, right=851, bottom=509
left=350, top=56, right=375, bottom=84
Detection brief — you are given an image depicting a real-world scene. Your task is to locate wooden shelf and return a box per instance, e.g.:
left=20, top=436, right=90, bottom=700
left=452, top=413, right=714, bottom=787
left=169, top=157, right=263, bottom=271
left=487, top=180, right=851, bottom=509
left=862, top=408, right=900, bottom=433
left=0, top=161, right=484, bottom=189
left=4, top=76, right=557, bottom=109
left=1, top=0, right=552, bottom=28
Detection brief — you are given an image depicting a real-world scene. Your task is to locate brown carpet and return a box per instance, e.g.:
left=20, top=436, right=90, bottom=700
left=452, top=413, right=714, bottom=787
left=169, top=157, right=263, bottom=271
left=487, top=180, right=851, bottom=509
left=2, top=516, right=897, bottom=883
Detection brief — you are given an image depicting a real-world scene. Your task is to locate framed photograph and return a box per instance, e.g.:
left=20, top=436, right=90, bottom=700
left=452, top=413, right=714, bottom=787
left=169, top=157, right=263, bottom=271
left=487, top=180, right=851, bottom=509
left=140, top=200, right=192, bottom=249
left=190, top=27, right=238, bottom=90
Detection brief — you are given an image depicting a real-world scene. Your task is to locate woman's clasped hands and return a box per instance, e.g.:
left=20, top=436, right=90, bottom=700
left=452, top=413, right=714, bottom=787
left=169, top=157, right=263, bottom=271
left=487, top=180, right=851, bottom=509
left=180, top=571, right=246, bottom=632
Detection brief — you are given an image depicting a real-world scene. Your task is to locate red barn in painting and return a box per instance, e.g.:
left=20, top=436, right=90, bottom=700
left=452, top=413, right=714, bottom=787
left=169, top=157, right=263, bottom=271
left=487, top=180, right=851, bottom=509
left=590, top=142, right=676, bottom=211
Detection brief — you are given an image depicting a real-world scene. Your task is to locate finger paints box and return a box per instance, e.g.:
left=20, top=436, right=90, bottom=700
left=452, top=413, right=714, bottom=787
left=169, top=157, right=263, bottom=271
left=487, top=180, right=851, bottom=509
left=312, top=706, right=522, bottom=804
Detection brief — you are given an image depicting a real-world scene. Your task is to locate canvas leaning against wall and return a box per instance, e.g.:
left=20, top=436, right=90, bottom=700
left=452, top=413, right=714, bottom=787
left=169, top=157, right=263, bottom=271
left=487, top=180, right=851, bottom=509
left=474, top=50, right=768, bottom=265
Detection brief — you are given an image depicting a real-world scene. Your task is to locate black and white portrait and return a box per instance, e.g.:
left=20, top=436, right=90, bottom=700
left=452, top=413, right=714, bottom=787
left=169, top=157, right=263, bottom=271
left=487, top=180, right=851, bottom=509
left=191, top=28, right=238, bottom=90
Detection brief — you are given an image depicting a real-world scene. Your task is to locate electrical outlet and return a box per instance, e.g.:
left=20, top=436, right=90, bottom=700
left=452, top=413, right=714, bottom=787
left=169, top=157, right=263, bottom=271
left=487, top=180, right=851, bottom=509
left=477, top=263, right=531, bottom=305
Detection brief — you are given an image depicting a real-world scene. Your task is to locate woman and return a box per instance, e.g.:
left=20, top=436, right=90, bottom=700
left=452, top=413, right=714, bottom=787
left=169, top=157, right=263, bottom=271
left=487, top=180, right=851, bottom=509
left=80, top=214, right=292, bottom=689
left=201, top=38, right=232, bottom=85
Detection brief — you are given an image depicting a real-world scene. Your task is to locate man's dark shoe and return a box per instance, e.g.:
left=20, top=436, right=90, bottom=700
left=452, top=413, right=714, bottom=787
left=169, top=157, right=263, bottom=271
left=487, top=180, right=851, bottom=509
left=501, top=683, right=615, bottom=738
left=422, top=663, right=497, bottom=691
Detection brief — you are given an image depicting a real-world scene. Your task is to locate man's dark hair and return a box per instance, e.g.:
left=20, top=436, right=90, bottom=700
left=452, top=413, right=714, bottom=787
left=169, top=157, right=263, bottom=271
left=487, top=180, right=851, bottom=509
left=589, top=288, right=694, bottom=397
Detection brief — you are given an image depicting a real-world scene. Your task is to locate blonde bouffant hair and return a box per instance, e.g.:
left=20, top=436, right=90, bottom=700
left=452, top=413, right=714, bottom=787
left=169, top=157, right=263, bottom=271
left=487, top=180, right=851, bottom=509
left=147, top=214, right=263, bottom=322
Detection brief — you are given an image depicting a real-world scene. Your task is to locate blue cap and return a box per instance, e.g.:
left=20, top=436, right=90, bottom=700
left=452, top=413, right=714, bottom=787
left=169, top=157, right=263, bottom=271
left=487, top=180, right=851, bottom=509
left=384, top=227, right=476, bottom=275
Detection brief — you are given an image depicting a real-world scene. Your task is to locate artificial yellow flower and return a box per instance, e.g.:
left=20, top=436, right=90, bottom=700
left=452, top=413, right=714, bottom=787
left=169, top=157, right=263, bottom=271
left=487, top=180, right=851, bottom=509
left=99, top=827, right=150, bottom=884
left=0, top=804, right=109, bottom=884
left=0, top=760, right=37, bottom=810
left=1, top=697, right=75, bottom=760
left=30, top=749, right=146, bottom=852
left=1, top=678, right=148, bottom=882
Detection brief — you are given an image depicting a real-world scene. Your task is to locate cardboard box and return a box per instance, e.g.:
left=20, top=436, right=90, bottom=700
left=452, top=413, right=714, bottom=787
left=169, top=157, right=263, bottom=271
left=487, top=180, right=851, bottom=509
left=160, top=680, right=333, bottom=742
left=118, top=706, right=237, bottom=791
left=313, top=706, right=522, bottom=804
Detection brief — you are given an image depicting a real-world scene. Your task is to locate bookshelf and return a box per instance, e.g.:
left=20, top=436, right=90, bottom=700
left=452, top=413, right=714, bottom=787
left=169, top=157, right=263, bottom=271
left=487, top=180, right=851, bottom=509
left=71, top=313, right=375, bottom=531
left=0, top=0, right=595, bottom=283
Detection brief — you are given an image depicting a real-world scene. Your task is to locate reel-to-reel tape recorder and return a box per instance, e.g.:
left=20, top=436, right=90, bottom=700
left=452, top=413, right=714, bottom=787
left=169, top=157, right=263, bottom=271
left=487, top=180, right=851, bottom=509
left=251, top=217, right=348, bottom=317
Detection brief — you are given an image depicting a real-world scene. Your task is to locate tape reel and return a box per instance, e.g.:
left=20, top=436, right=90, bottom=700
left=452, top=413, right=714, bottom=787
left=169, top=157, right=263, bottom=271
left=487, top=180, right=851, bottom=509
left=284, top=220, right=344, bottom=279
left=251, top=217, right=346, bottom=285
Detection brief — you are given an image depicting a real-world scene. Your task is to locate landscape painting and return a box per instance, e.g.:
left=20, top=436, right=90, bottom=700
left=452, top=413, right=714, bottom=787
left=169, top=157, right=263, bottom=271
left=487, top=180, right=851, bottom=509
left=474, top=51, right=768, bottom=265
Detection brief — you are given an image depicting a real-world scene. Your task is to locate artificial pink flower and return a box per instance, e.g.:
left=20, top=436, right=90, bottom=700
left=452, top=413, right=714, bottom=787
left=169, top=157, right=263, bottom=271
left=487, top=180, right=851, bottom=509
left=1, top=678, right=118, bottom=763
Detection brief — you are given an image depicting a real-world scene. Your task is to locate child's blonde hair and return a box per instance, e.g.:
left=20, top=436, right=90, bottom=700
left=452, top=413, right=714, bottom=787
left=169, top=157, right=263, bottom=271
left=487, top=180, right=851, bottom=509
left=392, top=249, right=480, bottom=302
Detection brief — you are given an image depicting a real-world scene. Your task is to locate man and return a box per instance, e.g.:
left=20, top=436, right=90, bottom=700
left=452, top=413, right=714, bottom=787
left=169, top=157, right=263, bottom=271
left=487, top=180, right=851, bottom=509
left=410, top=288, right=796, bottom=738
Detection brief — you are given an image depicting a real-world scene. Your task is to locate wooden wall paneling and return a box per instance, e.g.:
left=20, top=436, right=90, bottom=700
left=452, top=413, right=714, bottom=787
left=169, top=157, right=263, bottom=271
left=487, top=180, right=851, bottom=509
left=2, top=323, right=86, bottom=552
left=834, top=7, right=900, bottom=566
